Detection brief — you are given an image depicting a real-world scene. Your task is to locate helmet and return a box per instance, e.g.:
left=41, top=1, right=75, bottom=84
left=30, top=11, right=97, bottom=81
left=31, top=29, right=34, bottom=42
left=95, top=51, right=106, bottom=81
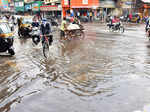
left=42, top=18, right=47, bottom=22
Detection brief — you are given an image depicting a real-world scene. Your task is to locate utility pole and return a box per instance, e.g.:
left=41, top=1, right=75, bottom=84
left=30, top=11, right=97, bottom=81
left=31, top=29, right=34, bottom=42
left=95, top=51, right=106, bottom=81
left=68, top=0, right=70, bottom=13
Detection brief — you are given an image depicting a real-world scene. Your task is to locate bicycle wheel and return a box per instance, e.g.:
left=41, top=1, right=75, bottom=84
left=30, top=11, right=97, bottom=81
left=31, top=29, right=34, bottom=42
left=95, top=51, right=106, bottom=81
left=43, top=41, right=50, bottom=58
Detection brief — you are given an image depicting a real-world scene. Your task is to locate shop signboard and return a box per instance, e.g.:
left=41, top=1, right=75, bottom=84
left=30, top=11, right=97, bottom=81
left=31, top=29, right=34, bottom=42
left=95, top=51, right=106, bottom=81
left=40, top=5, right=61, bottom=11
left=141, top=0, right=150, bottom=3
left=32, top=3, right=39, bottom=11
left=64, top=0, right=68, bottom=5
left=25, top=4, right=31, bottom=11
left=14, top=1, right=24, bottom=11
left=49, top=0, right=60, bottom=3
left=121, top=0, right=133, bottom=8
left=99, top=0, right=115, bottom=8
left=32, top=1, right=42, bottom=11
left=1, top=0, right=9, bottom=9
left=82, top=0, right=88, bottom=5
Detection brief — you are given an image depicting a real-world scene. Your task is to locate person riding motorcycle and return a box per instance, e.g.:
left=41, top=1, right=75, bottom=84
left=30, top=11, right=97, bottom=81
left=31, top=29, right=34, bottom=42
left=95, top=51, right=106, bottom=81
left=72, top=17, right=84, bottom=30
left=145, top=16, right=150, bottom=32
left=72, top=17, right=80, bottom=25
left=111, top=16, right=121, bottom=29
left=40, top=18, right=53, bottom=45
left=17, top=17, right=23, bottom=36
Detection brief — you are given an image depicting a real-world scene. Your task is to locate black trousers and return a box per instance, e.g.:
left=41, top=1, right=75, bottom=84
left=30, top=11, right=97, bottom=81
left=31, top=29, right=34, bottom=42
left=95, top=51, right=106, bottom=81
left=42, top=35, right=53, bottom=46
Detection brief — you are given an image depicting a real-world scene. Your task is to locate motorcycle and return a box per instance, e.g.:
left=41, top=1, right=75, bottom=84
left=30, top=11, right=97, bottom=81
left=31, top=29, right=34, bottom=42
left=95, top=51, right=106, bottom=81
left=30, top=27, right=40, bottom=45
left=18, top=16, right=33, bottom=38
left=47, top=17, right=58, bottom=27
left=107, top=22, right=125, bottom=33
left=0, top=21, right=15, bottom=55
left=146, top=25, right=150, bottom=40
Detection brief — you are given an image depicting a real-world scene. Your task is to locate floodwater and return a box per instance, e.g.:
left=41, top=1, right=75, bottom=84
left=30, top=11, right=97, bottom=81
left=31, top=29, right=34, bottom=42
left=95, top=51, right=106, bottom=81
left=0, top=23, right=150, bottom=112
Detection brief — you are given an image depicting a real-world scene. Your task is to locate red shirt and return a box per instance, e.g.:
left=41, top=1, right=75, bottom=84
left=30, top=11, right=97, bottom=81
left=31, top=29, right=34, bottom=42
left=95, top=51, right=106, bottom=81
left=129, top=14, right=132, bottom=19
left=112, top=18, right=120, bottom=23
left=70, top=17, right=74, bottom=22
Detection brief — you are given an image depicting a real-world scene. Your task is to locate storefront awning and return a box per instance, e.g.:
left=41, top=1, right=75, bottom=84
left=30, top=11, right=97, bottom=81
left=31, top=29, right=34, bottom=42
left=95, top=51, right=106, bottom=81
left=71, top=6, right=98, bottom=9
left=141, top=0, right=150, bottom=3
left=99, top=1, right=115, bottom=8
left=143, top=4, right=150, bottom=8
left=40, top=5, right=61, bottom=11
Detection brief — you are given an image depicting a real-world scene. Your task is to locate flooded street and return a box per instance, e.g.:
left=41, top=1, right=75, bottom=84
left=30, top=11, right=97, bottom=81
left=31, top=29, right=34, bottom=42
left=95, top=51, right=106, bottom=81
left=1, top=23, right=150, bottom=112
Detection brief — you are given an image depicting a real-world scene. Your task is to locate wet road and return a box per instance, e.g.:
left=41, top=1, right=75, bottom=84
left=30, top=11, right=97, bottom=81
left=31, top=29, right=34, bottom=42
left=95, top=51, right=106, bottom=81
left=0, top=23, right=150, bottom=112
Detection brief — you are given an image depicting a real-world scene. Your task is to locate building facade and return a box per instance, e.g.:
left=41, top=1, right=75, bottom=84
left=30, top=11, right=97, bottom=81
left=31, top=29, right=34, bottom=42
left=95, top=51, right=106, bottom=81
left=40, top=0, right=61, bottom=18
left=0, top=0, right=9, bottom=12
left=62, top=0, right=99, bottom=17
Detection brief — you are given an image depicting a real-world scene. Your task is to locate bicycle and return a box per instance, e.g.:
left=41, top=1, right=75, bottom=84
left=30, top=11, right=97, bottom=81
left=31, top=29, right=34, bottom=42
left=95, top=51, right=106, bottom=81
left=41, top=34, right=53, bottom=58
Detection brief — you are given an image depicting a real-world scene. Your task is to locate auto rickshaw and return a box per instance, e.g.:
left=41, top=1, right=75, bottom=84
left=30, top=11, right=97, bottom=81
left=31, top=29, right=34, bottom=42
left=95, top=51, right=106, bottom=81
left=0, top=20, right=15, bottom=55
left=130, top=13, right=142, bottom=23
left=18, top=16, right=33, bottom=37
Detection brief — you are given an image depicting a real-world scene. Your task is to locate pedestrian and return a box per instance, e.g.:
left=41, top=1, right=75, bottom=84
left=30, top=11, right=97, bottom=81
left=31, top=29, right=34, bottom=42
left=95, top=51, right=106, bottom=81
left=97, top=11, right=100, bottom=18
left=60, top=17, right=67, bottom=40
left=89, top=11, right=93, bottom=22
left=145, top=16, right=150, bottom=32
left=129, top=13, right=132, bottom=22
left=77, top=11, right=80, bottom=19
left=87, top=11, right=90, bottom=21
left=137, top=15, right=141, bottom=23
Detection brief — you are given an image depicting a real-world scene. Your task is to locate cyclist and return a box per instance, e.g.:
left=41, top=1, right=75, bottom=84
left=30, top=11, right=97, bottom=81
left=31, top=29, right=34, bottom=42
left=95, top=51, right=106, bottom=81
left=40, top=18, right=53, bottom=45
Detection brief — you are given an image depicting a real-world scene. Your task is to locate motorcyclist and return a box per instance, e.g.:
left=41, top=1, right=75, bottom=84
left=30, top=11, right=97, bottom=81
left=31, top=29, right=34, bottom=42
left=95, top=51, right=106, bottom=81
left=40, top=18, right=53, bottom=45
left=17, top=17, right=23, bottom=36
left=72, top=17, right=80, bottom=25
left=72, top=17, right=84, bottom=30
left=145, top=16, right=150, bottom=32
left=32, top=18, right=40, bottom=27
left=111, top=16, right=121, bottom=29
left=11, top=16, right=15, bottom=25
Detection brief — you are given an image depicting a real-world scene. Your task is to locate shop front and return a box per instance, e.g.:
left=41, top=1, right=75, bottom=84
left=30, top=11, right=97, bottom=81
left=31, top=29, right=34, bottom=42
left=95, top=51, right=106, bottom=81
left=99, top=0, right=115, bottom=16
left=119, top=0, right=133, bottom=16
left=40, top=5, right=62, bottom=18
left=138, top=0, right=150, bottom=17
left=14, top=0, right=24, bottom=13
left=143, top=4, right=150, bottom=16
left=62, top=0, right=99, bottom=17
left=25, top=3, right=32, bottom=11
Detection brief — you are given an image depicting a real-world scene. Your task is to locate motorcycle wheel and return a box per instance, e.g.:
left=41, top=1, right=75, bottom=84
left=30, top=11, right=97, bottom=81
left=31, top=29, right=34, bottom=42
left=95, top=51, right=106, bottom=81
left=32, top=36, right=40, bottom=45
left=75, top=30, right=85, bottom=40
left=120, top=26, right=125, bottom=33
left=8, top=49, right=15, bottom=55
